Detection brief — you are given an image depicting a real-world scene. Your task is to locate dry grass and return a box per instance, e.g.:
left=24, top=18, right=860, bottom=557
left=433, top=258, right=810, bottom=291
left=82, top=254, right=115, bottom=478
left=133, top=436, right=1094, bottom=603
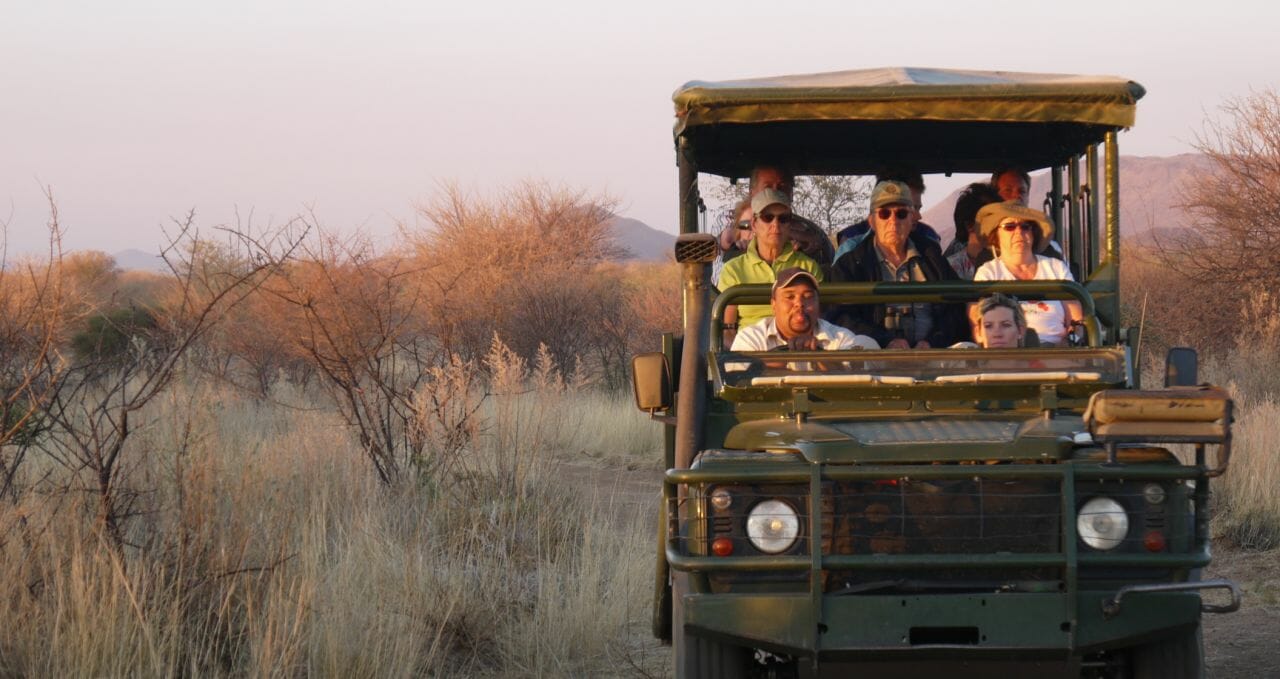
left=1213, top=397, right=1280, bottom=549
left=0, top=367, right=664, bottom=677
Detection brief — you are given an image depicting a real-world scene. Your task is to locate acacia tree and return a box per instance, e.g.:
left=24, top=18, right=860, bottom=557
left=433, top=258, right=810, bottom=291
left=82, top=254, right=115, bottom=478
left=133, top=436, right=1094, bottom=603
left=260, top=229, right=487, bottom=487
left=706, top=175, right=872, bottom=236
left=1158, top=89, right=1280, bottom=294
left=410, top=181, right=626, bottom=368
left=36, top=214, right=302, bottom=550
left=0, top=199, right=71, bottom=504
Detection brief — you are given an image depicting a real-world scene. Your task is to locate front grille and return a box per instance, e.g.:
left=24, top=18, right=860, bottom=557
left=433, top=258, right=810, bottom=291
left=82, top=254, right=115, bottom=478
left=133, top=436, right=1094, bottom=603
left=690, top=477, right=1063, bottom=592
left=825, top=478, right=1061, bottom=588
left=828, top=478, right=1060, bottom=556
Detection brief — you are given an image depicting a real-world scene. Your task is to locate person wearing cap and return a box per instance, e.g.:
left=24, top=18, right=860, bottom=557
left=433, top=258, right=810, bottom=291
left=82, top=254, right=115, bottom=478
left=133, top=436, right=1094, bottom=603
left=718, top=188, right=824, bottom=335
left=987, top=165, right=1067, bottom=262
left=748, top=163, right=835, bottom=274
left=971, top=201, right=1084, bottom=346
left=827, top=180, right=964, bottom=350
left=833, top=168, right=941, bottom=254
left=731, top=267, right=879, bottom=360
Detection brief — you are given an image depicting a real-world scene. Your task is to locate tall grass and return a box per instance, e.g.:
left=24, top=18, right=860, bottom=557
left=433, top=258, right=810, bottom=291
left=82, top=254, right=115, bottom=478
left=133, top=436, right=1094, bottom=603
left=1140, top=300, right=1280, bottom=550
left=0, top=361, right=664, bottom=676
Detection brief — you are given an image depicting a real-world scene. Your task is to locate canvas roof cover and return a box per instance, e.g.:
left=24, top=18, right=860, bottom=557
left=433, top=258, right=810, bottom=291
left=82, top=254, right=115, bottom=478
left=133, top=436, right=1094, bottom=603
left=671, top=67, right=1145, bottom=176
left=673, top=67, right=1146, bottom=133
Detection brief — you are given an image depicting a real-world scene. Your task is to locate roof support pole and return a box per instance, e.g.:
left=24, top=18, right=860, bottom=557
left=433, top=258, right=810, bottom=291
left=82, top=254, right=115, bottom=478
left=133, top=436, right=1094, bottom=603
left=1087, top=144, right=1101, bottom=274
left=674, top=137, right=708, bottom=472
left=1103, top=130, right=1121, bottom=332
left=1068, top=156, right=1083, bottom=274
left=1050, top=165, right=1066, bottom=256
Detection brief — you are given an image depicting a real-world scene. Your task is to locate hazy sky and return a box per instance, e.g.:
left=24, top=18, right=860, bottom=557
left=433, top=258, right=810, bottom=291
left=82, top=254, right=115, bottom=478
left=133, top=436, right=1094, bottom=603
left=4, top=0, right=1277, bottom=256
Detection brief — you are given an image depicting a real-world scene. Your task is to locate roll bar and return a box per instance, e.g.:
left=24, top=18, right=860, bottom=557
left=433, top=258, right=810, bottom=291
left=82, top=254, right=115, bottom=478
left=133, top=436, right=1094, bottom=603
left=710, top=280, right=1100, bottom=351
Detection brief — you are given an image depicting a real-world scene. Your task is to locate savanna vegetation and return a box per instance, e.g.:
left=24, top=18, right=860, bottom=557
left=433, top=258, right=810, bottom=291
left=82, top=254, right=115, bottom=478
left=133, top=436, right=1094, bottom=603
left=0, top=184, right=674, bottom=676
left=1, top=89, right=1278, bottom=675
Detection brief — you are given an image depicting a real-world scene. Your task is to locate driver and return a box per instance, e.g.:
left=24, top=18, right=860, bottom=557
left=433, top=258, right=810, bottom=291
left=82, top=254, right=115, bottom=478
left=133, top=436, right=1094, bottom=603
left=732, top=268, right=879, bottom=355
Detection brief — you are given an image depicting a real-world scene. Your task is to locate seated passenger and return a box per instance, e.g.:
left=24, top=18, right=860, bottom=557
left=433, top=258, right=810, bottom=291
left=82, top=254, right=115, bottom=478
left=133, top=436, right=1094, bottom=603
left=989, top=164, right=1066, bottom=261
left=834, top=167, right=941, bottom=253
left=732, top=268, right=879, bottom=363
left=943, top=183, right=1002, bottom=280
left=971, top=202, right=1084, bottom=346
left=719, top=189, right=824, bottom=336
left=712, top=198, right=752, bottom=287
left=748, top=164, right=835, bottom=273
left=975, top=293, right=1028, bottom=348
left=991, top=165, right=1032, bottom=205
left=827, top=181, right=964, bottom=349
left=787, top=215, right=836, bottom=279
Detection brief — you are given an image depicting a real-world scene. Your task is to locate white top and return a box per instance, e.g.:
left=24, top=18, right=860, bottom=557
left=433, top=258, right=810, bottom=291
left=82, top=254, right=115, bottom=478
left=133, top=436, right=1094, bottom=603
left=731, top=317, right=880, bottom=352
left=974, top=255, right=1074, bottom=345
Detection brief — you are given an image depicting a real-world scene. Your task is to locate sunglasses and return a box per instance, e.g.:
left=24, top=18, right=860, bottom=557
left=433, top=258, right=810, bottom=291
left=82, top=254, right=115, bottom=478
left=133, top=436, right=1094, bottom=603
left=876, top=207, right=912, bottom=220
left=736, top=219, right=752, bottom=230
left=757, top=212, right=793, bottom=225
left=1000, top=221, right=1038, bottom=233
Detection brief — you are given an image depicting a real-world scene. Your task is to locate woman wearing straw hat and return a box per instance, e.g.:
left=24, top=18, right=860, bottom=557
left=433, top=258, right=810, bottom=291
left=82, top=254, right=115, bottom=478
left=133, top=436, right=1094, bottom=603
left=971, top=201, right=1084, bottom=346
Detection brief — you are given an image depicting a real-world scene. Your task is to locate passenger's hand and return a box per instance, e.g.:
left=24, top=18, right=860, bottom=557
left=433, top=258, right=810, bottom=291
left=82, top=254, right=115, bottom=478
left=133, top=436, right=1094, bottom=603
left=887, top=338, right=911, bottom=349
left=914, top=340, right=932, bottom=349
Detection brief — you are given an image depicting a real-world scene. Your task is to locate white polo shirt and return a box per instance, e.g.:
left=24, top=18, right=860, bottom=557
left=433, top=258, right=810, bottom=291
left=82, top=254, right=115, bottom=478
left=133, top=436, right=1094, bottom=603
left=732, top=318, right=880, bottom=352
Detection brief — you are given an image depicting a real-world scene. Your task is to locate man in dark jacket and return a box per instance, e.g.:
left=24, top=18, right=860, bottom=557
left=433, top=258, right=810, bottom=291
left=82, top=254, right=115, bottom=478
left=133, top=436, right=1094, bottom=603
left=827, top=180, right=965, bottom=349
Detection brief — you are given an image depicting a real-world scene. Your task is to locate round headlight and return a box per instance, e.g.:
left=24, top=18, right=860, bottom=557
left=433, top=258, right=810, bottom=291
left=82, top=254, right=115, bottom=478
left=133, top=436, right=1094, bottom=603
left=1077, top=497, right=1130, bottom=550
left=746, top=500, right=800, bottom=554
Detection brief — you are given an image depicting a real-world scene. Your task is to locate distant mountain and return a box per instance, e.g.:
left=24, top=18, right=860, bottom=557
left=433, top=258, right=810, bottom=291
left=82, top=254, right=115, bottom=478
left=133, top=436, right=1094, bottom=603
left=920, top=154, right=1210, bottom=245
left=113, top=248, right=168, bottom=273
left=608, top=215, right=675, bottom=262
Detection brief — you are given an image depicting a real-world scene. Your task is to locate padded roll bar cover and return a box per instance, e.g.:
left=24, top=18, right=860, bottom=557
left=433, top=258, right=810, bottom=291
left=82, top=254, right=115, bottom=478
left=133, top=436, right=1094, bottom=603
left=1085, top=386, right=1231, bottom=426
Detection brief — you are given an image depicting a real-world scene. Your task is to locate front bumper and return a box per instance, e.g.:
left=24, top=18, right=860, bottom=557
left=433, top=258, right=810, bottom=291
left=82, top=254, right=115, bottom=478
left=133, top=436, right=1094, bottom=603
left=681, top=589, right=1203, bottom=657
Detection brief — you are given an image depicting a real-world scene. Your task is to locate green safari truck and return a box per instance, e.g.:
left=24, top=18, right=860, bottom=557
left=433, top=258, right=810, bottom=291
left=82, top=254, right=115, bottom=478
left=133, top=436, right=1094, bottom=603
left=632, top=68, right=1239, bottom=678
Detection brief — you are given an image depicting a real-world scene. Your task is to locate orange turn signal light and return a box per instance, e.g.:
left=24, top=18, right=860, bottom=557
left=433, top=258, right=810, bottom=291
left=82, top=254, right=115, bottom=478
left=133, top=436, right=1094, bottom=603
left=711, top=537, right=734, bottom=557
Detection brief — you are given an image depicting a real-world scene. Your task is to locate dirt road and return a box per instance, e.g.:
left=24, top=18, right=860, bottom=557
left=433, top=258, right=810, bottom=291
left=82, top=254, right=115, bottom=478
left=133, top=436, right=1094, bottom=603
left=1204, top=547, right=1280, bottom=678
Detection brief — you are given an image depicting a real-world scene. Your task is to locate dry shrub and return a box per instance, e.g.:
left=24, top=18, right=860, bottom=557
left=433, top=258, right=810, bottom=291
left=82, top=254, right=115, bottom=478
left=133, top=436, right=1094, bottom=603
left=1121, top=240, right=1240, bottom=360
left=408, top=182, right=634, bottom=379
left=260, top=231, right=454, bottom=485
left=1156, top=89, right=1280, bottom=295
left=0, top=367, right=662, bottom=677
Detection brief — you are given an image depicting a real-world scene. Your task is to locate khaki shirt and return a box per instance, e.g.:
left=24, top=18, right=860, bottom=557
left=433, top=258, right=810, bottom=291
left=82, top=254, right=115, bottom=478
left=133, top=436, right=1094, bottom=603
left=875, top=242, right=935, bottom=344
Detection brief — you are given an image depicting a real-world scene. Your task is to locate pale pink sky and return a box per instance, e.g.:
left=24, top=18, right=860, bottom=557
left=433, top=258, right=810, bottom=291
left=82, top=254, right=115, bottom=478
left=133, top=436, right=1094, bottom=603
left=3, top=0, right=1276, bottom=256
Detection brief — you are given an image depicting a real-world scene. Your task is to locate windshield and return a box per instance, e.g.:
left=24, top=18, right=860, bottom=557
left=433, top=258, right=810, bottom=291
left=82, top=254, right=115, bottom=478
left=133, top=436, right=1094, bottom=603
left=716, top=347, right=1127, bottom=389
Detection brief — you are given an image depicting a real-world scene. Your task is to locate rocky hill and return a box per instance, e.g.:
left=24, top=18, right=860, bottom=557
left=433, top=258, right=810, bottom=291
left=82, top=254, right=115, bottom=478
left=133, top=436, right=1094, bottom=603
left=921, top=154, right=1210, bottom=244
left=608, top=215, right=675, bottom=262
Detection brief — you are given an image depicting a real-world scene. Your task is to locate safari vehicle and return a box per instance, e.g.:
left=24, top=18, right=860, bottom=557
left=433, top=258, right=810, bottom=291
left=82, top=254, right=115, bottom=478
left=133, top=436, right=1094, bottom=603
left=632, top=68, right=1240, bottom=678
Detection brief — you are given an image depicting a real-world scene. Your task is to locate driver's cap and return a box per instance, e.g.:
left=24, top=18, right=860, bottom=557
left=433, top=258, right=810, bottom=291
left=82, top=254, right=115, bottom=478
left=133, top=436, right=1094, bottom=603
left=772, top=267, right=819, bottom=295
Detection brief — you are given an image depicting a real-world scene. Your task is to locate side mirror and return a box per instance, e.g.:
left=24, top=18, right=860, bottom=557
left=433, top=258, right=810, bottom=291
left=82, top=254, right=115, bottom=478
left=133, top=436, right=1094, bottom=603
left=632, top=352, right=672, bottom=413
left=1165, top=347, right=1199, bottom=387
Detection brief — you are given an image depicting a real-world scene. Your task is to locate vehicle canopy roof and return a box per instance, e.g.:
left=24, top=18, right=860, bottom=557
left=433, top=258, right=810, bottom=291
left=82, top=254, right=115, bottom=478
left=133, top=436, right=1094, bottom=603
left=672, top=67, right=1146, bottom=177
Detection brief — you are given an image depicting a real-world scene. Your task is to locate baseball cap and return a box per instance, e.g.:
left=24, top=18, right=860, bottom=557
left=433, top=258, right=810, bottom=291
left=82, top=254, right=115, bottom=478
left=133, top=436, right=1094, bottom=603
left=869, top=180, right=915, bottom=209
left=772, top=267, right=819, bottom=294
left=751, top=188, right=791, bottom=215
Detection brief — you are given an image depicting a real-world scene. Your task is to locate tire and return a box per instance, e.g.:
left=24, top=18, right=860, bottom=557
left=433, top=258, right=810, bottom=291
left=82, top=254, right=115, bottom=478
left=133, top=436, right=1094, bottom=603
left=672, top=572, right=752, bottom=679
left=1128, top=623, right=1204, bottom=679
